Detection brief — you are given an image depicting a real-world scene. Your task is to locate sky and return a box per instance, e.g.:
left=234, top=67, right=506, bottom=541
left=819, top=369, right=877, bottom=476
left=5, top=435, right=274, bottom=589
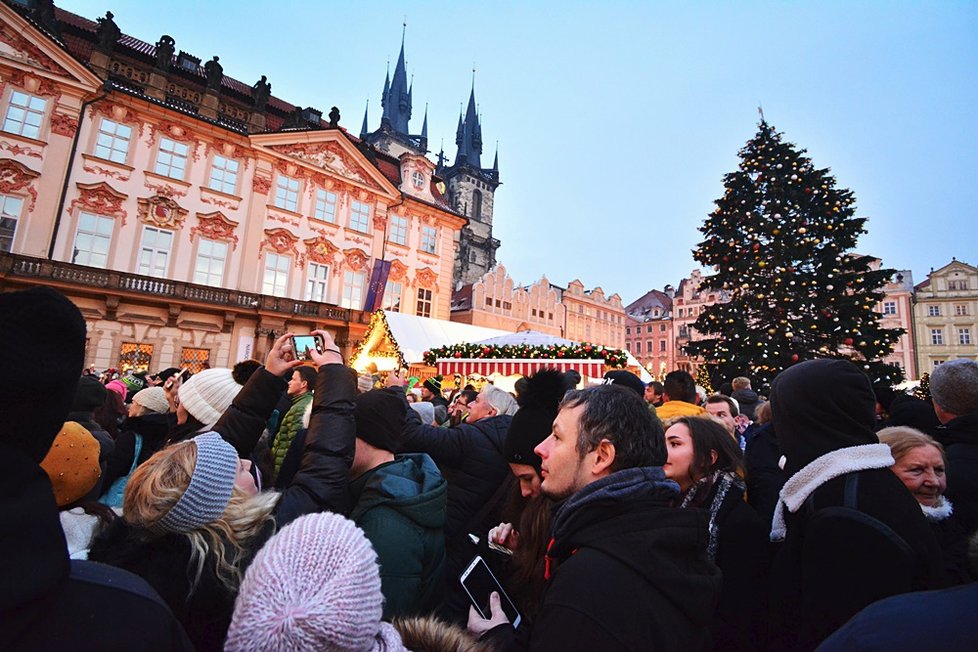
left=59, top=1, right=978, bottom=305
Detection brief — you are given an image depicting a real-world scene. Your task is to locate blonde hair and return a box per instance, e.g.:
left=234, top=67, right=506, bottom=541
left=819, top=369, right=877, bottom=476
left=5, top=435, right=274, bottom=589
left=124, top=440, right=279, bottom=594
left=754, top=401, right=772, bottom=425
left=877, top=426, right=947, bottom=467
left=393, top=617, right=493, bottom=652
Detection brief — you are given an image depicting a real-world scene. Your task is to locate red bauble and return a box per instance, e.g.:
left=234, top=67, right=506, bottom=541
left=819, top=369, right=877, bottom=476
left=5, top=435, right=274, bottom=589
left=454, top=351, right=463, bottom=358
left=791, top=354, right=799, bottom=362
left=843, top=338, right=854, bottom=346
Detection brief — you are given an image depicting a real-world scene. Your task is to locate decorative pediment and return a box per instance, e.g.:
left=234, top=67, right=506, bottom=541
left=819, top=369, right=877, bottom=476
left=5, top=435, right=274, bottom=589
left=4, top=69, right=60, bottom=102
left=137, top=195, right=188, bottom=230
left=415, top=266, right=439, bottom=291
left=271, top=141, right=377, bottom=187
left=343, top=247, right=370, bottom=272
left=0, top=21, right=60, bottom=73
left=388, top=259, right=408, bottom=282
left=69, top=181, right=127, bottom=225
left=301, top=236, right=339, bottom=266
left=0, top=4, right=102, bottom=89
left=0, top=158, right=39, bottom=210
left=260, top=228, right=300, bottom=260
left=191, top=211, right=239, bottom=250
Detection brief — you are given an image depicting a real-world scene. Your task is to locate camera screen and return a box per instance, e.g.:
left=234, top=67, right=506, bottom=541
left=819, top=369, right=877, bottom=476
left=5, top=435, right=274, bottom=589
left=293, top=335, right=320, bottom=359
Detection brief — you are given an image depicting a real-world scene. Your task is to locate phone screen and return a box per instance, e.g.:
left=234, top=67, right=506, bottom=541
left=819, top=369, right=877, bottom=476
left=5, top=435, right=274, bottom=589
left=459, top=555, right=521, bottom=627
left=292, top=335, right=323, bottom=361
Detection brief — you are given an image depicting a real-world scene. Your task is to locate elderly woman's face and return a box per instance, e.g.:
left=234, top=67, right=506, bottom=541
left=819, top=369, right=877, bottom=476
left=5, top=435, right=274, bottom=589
left=892, top=445, right=946, bottom=508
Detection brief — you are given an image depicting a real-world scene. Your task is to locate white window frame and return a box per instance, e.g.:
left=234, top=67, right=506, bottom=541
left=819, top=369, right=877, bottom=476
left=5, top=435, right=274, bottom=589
left=348, top=200, right=371, bottom=233
left=262, top=252, right=291, bottom=297
left=960, top=328, right=972, bottom=346
left=928, top=305, right=941, bottom=317
left=421, top=225, right=438, bottom=254
left=882, top=301, right=897, bottom=316
left=193, top=238, right=228, bottom=286
left=416, top=287, right=433, bottom=318
left=274, top=175, right=300, bottom=212
left=305, top=262, right=331, bottom=303
left=72, top=211, right=114, bottom=267
left=955, top=304, right=969, bottom=317
left=314, top=189, right=338, bottom=223
left=341, top=270, right=365, bottom=309
left=94, top=118, right=132, bottom=164
left=208, top=155, right=239, bottom=195
left=383, top=280, right=403, bottom=311
left=0, top=194, right=24, bottom=253
left=931, top=328, right=944, bottom=346
left=3, top=90, right=46, bottom=139
left=155, top=137, right=189, bottom=179
left=389, top=215, right=408, bottom=245
left=136, top=226, right=174, bottom=277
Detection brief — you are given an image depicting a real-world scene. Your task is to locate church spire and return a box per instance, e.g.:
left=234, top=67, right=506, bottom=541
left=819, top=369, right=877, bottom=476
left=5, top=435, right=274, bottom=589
left=360, top=99, right=369, bottom=138
left=387, top=24, right=411, bottom=134
left=455, top=73, right=482, bottom=168
left=420, top=103, right=428, bottom=152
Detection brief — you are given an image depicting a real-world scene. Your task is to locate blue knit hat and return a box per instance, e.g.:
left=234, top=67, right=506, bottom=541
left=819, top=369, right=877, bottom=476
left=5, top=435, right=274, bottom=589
left=158, top=433, right=239, bottom=533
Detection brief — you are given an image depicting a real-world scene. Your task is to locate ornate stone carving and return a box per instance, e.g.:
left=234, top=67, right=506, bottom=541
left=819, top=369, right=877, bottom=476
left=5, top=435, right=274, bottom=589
left=0, top=159, right=39, bottom=210
left=50, top=112, right=79, bottom=138
left=155, top=35, right=175, bottom=70
left=83, top=163, right=130, bottom=182
left=372, top=213, right=387, bottom=232
left=191, top=211, right=239, bottom=250
left=415, top=267, right=439, bottom=291
left=252, top=175, right=272, bottom=195
left=200, top=194, right=237, bottom=209
left=271, top=142, right=377, bottom=188
left=0, top=141, right=43, bottom=159
left=260, top=228, right=300, bottom=261
left=95, top=11, right=121, bottom=52
left=388, top=259, right=408, bottom=282
left=6, top=70, right=60, bottom=101
left=204, top=56, right=224, bottom=92
left=343, top=247, right=369, bottom=272
left=0, top=22, right=61, bottom=72
left=144, top=182, right=187, bottom=198
left=145, top=120, right=194, bottom=147
left=137, top=194, right=188, bottom=230
left=69, top=182, right=128, bottom=226
left=301, top=236, right=339, bottom=267
left=252, top=76, right=271, bottom=110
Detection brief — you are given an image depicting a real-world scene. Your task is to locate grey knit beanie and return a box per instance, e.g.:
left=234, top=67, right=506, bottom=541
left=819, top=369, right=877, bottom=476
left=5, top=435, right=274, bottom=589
left=225, top=512, right=408, bottom=652
left=158, top=433, right=238, bottom=533
left=132, top=387, right=169, bottom=415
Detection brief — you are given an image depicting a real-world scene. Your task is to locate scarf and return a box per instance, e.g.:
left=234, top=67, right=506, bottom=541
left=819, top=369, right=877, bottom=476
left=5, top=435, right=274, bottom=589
left=921, top=496, right=954, bottom=522
left=680, top=469, right=745, bottom=561
left=770, top=443, right=894, bottom=541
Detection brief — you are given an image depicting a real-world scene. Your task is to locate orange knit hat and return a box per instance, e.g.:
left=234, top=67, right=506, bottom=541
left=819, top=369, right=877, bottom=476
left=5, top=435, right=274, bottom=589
left=39, top=421, right=102, bottom=507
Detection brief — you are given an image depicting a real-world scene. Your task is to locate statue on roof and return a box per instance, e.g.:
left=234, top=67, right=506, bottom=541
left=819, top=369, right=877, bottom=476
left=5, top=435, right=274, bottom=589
left=204, top=56, right=223, bottom=92
left=95, top=11, right=121, bottom=53
left=328, top=106, right=340, bottom=128
left=154, top=35, right=175, bottom=71
left=252, top=75, right=271, bottom=111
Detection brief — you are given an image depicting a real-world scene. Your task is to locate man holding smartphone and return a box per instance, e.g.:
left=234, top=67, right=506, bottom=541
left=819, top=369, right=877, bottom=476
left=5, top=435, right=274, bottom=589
left=470, top=384, right=721, bottom=651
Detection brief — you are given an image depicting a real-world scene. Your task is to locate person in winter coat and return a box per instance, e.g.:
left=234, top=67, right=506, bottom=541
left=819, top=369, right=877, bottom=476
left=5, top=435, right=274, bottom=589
left=929, top=358, right=978, bottom=534
left=67, top=375, right=114, bottom=497
left=89, top=331, right=355, bottom=652
left=472, top=384, right=722, bottom=651
left=269, top=364, right=316, bottom=476
left=730, top=376, right=760, bottom=421
left=100, top=386, right=172, bottom=504
left=656, top=370, right=707, bottom=422
left=0, top=286, right=192, bottom=651
left=664, top=416, right=770, bottom=651
left=767, top=359, right=947, bottom=651
left=349, top=386, right=448, bottom=619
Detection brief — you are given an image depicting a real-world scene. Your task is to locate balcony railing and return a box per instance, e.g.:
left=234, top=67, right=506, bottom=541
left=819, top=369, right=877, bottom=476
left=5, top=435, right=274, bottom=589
left=0, top=253, right=366, bottom=324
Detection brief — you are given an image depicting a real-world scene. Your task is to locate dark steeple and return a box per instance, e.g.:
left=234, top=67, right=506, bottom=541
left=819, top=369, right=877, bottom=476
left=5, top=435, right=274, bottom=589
left=380, top=64, right=390, bottom=127
left=420, top=103, right=428, bottom=151
left=454, top=76, right=483, bottom=168
left=386, top=25, right=412, bottom=134
left=360, top=100, right=369, bottom=138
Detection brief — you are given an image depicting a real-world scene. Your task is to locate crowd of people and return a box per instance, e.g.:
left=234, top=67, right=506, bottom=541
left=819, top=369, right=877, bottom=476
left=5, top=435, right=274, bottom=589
left=2, top=286, right=977, bottom=651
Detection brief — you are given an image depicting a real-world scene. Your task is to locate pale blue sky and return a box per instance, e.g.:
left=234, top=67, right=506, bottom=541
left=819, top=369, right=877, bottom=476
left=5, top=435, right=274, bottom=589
left=60, top=1, right=978, bottom=303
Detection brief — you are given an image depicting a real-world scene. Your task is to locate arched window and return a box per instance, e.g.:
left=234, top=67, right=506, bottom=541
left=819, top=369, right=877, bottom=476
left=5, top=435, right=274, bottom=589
left=472, top=190, right=483, bottom=221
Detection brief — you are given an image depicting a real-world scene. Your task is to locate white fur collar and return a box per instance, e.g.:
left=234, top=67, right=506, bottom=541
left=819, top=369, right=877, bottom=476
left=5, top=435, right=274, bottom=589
left=921, top=496, right=954, bottom=521
left=770, top=443, right=894, bottom=541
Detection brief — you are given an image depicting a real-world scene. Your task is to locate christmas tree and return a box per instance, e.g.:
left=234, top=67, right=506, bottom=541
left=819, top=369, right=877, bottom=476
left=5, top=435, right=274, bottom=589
left=684, top=119, right=904, bottom=388
left=695, top=365, right=714, bottom=394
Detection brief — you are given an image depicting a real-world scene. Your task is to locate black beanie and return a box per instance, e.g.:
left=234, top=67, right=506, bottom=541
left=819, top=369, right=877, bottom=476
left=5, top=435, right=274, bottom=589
left=423, top=375, right=442, bottom=395
left=505, top=369, right=571, bottom=469
left=0, top=287, right=87, bottom=462
left=603, top=370, right=646, bottom=398
left=72, top=375, right=108, bottom=412
left=354, top=387, right=408, bottom=453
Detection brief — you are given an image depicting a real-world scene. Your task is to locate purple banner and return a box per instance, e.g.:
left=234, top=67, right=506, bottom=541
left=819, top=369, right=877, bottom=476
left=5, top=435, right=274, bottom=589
left=363, top=259, right=393, bottom=312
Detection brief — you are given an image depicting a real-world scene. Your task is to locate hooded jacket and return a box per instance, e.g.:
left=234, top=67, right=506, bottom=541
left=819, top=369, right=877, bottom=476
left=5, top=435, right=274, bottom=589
left=936, top=410, right=978, bottom=533
left=731, top=388, right=760, bottom=420
left=350, top=453, right=448, bottom=619
left=656, top=400, right=706, bottom=421
left=769, top=359, right=946, bottom=651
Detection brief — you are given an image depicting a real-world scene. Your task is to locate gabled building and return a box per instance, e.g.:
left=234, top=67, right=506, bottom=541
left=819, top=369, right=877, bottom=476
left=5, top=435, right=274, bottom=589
left=0, top=2, right=467, bottom=372
left=450, top=264, right=564, bottom=337
left=913, top=259, right=978, bottom=373
left=625, top=287, right=674, bottom=379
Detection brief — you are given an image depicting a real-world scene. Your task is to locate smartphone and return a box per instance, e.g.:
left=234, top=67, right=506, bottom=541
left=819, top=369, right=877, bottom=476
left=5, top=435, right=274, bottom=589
left=179, top=367, right=192, bottom=382
left=459, top=555, right=521, bottom=628
left=291, top=334, right=325, bottom=361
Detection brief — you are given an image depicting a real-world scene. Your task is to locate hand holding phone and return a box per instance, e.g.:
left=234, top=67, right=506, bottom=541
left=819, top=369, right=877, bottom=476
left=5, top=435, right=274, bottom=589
left=460, top=555, right=521, bottom=629
left=290, top=334, right=325, bottom=361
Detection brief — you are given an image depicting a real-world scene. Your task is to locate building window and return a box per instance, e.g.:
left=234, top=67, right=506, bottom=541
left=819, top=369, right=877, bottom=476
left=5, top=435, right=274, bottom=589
left=0, top=194, right=24, bottom=253
left=193, top=238, right=227, bottom=286
left=660, top=340, right=666, bottom=352
left=928, top=305, right=941, bottom=317
left=341, top=270, right=365, bottom=309
left=625, top=341, right=631, bottom=351
left=931, top=328, right=944, bottom=346
left=646, top=341, right=654, bottom=353
left=960, top=328, right=972, bottom=345
left=948, top=280, right=968, bottom=291
left=421, top=225, right=438, bottom=254
left=314, top=189, right=337, bottom=223
left=472, top=189, right=483, bottom=221
left=933, top=359, right=945, bottom=368
left=208, top=155, right=239, bottom=194
left=882, top=301, right=897, bottom=316
left=95, top=118, right=132, bottom=163
left=274, top=175, right=300, bottom=212
left=136, top=226, right=173, bottom=276
left=416, top=287, right=433, bottom=318
left=349, top=200, right=371, bottom=233
left=661, top=324, right=667, bottom=332
left=626, top=327, right=631, bottom=335
left=180, top=347, right=210, bottom=373
left=155, top=137, right=189, bottom=179
left=119, top=342, right=153, bottom=373
left=305, top=262, right=330, bottom=303
left=262, top=252, right=291, bottom=297
left=389, top=215, right=408, bottom=245
left=485, top=296, right=492, bottom=307
left=71, top=212, right=114, bottom=267
left=955, top=304, right=969, bottom=316
left=383, top=280, right=403, bottom=311
left=3, top=90, right=46, bottom=139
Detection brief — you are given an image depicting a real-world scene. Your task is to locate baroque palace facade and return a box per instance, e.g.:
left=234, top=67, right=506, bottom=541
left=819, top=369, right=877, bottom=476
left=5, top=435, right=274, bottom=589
left=0, top=2, right=478, bottom=371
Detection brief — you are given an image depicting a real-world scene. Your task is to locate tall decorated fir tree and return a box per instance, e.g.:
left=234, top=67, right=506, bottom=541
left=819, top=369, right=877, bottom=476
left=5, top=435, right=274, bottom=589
left=684, top=120, right=904, bottom=388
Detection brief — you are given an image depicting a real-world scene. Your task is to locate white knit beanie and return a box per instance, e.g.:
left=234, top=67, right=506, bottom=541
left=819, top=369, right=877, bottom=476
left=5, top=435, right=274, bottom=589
left=225, top=512, right=408, bottom=652
left=131, top=387, right=169, bottom=415
left=178, top=368, right=241, bottom=429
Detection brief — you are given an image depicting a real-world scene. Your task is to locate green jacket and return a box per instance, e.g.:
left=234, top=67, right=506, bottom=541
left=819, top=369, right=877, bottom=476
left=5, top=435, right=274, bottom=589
left=270, top=392, right=312, bottom=473
left=349, top=453, right=447, bottom=619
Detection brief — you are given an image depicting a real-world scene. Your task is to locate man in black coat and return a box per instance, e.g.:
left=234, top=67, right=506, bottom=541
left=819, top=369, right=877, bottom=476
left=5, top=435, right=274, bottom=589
left=0, top=287, right=192, bottom=651
left=768, top=359, right=946, bottom=652
left=473, top=384, right=721, bottom=651
left=930, top=358, right=978, bottom=533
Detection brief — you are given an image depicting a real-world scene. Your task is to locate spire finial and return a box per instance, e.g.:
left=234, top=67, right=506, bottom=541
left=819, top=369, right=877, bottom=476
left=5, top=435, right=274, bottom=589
left=360, top=99, right=369, bottom=137
left=757, top=105, right=765, bottom=122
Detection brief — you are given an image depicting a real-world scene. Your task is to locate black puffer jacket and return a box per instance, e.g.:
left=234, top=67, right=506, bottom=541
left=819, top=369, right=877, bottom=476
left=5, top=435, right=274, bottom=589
left=101, top=412, right=171, bottom=492
left=937, top=411, right=978, bottom=534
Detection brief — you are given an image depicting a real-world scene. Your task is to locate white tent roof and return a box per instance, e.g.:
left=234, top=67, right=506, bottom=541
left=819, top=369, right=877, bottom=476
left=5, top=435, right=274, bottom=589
left=382, top=311, right=510, bottom=364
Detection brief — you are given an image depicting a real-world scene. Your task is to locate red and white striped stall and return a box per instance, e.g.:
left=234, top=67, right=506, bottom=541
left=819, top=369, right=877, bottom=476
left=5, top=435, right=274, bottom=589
left=436, top=358, right=606, bottom=379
